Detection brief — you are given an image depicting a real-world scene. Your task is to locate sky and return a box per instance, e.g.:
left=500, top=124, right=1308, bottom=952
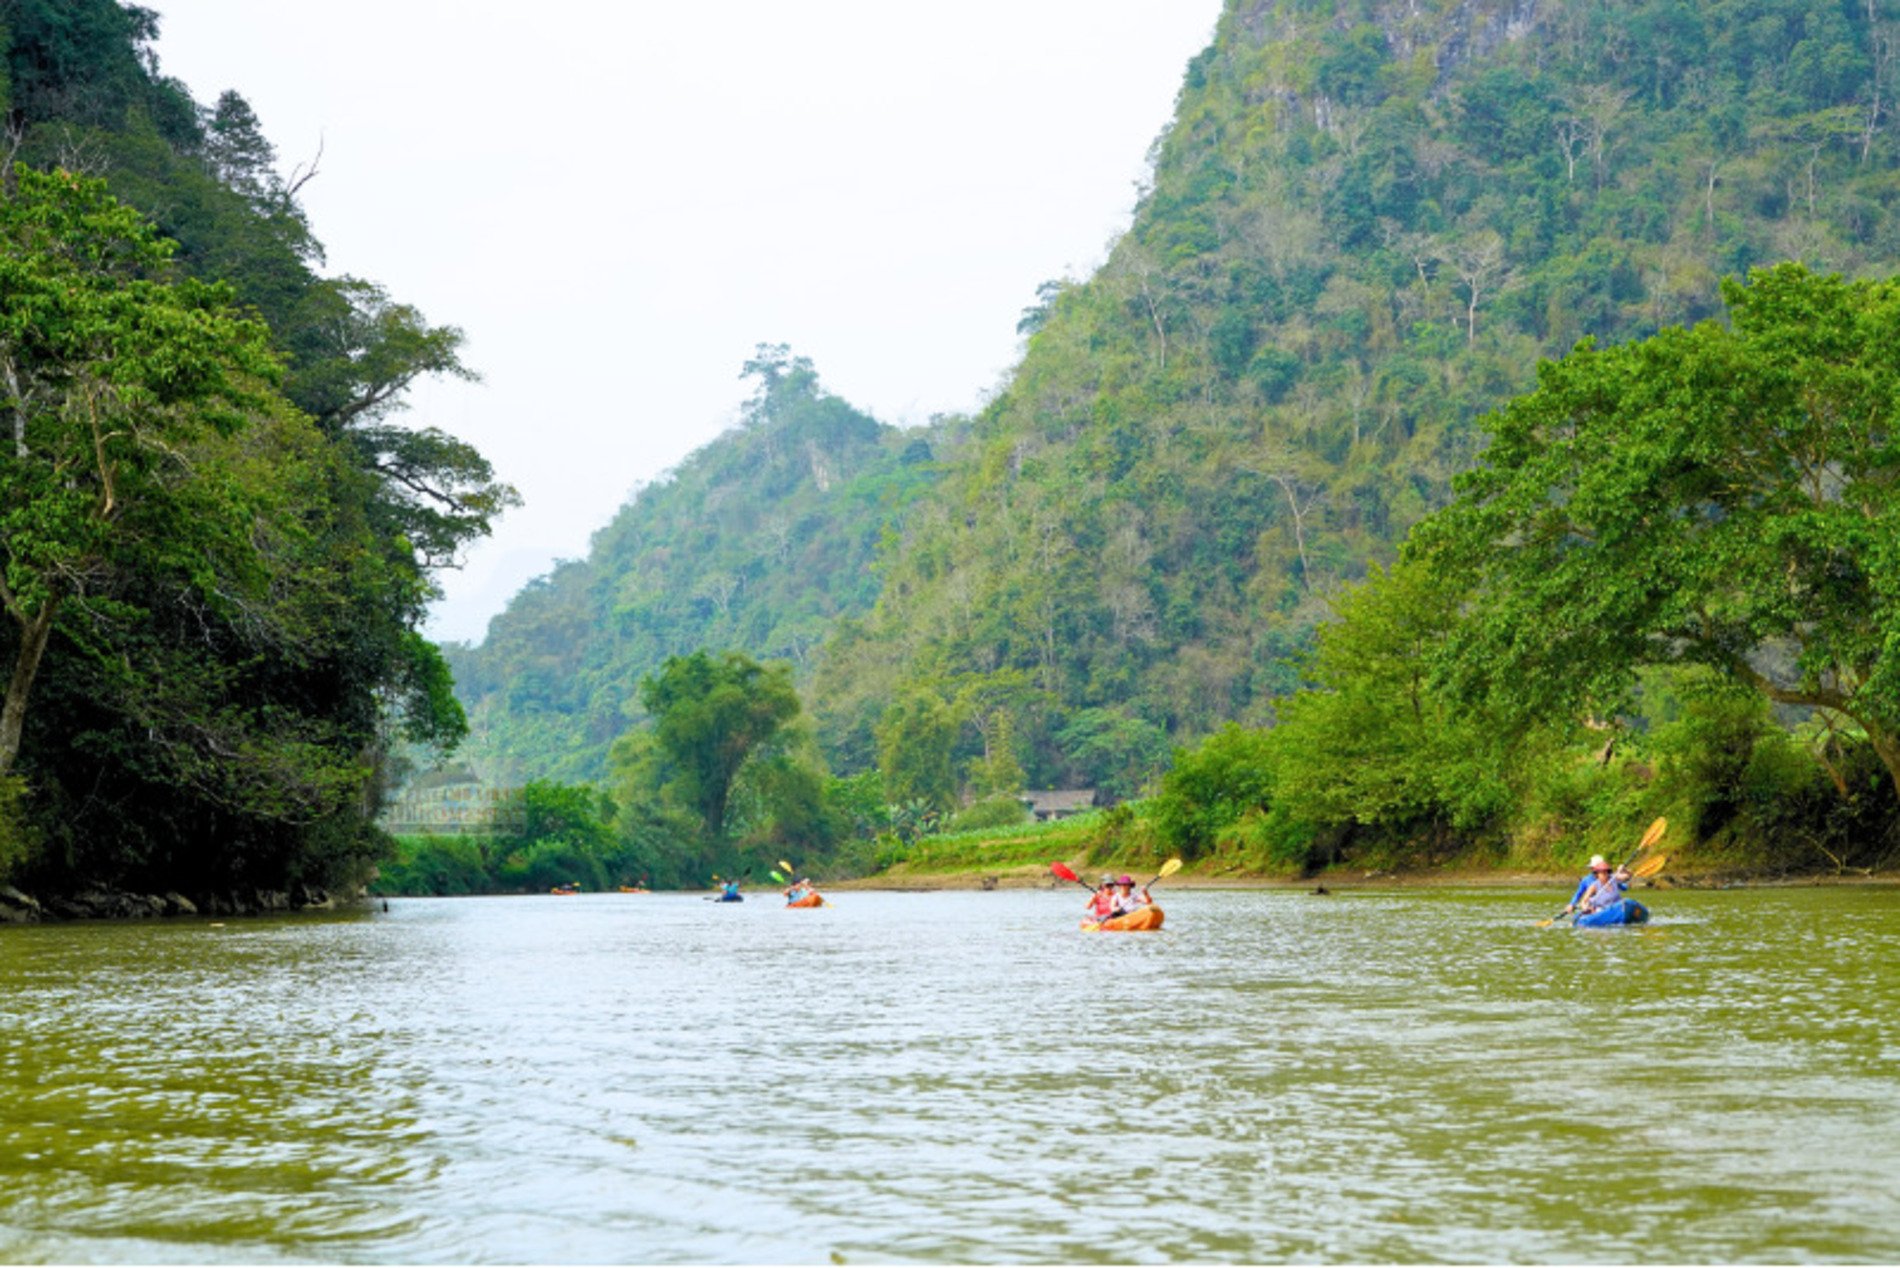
left=150, top=1, right=1226, bottom=644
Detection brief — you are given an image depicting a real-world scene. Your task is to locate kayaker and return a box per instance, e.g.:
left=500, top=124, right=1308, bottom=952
left=1106, top=874, right=1151, bottom=918
left=1084, top=876, right=1115, bottom=922
left=1566, top=855, right=1630, bottom=917
left=720, top=878, right=742, bottom=901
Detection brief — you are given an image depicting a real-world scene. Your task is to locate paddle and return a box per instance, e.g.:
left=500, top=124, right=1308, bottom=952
left=1048, top=861, right=1097, bottom=892
left=1537, top=818, right=1667, bottom=927
left=1144, top=858, right=1184, bottom=889
left=776, top=860, right=830, bottom=906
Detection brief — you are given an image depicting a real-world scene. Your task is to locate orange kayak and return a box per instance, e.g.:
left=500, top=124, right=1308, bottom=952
left=618, top=887, right=649, bottom=894
left=786, top=891, right=825, bottom=908
left=1082, top=905, right=1164, bottom=932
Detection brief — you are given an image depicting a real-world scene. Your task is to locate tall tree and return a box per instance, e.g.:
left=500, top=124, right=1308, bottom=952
left=639, top=650, right=802, bottom=844
left=1410, top=264, right=1900, bottom=799
left=0, top=167, right=278, bottom=775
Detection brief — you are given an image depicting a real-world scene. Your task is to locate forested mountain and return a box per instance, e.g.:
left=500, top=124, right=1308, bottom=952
left=0, top=1, right=510, bottom=900
left=453, top=0, right=1900, bottom=823
left=809, top=0, right=1900, bottom=793
left=445, top=348, right=947, bottom=785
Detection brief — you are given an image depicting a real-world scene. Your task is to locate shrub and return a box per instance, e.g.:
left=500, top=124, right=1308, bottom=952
left=1148, top=724, right=1279, bottom=858
left=948, top=794, right=1030, bottom=832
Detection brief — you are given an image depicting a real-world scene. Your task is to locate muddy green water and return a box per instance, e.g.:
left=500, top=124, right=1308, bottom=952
left=2, top=887, right=1898, bottom=1264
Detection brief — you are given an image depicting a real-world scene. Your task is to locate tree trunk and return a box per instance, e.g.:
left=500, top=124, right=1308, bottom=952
left=0, top=604, right=57, bottom=776
left=1868, top=725, right=1900, bottom=807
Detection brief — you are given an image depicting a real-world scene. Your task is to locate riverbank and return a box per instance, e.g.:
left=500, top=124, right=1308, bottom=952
left=0, top=881, right=346, bottom=924
left=833, top=806, right=1897, bottom=893
left=829, top=859, right=1899, bottom=892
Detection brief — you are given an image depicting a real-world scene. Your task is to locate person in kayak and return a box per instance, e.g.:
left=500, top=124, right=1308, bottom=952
left=719, top=878, right=742, bottom=901
left=1106, top=874, right=1152, bottom=918
left=785, top=876, right=817, bottom=904
left=1084, top=876, right=1116, bottom=922
left=1566, top=855, right=1630, bottom=918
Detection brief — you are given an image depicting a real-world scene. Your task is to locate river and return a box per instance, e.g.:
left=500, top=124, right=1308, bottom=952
left=2, top=886, right=1897, bottom=1263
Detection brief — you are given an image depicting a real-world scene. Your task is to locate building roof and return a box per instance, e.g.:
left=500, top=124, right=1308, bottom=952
left=1018, top=789, right=1096, bottom=813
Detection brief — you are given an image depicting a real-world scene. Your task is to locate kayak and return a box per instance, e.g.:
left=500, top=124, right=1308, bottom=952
left=713, top=893, right=744, bottom=903
left=618, top=887, right=649, bottom=894
left=1574, top=898, right=1649, bottom=928
left=550, top=886, right=580, bottom=896
left=786, top=892, right=825, bottom=908
left=1082, top=905, right=1164, bottom=932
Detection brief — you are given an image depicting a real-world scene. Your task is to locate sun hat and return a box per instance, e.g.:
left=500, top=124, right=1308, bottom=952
left=1588, top=855, right=1611, bottom=871
left=1117, top=874, right=1135, bottom=886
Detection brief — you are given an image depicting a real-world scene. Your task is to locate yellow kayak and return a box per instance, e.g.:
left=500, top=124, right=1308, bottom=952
left=1082, top=905, right=1164, bottom=932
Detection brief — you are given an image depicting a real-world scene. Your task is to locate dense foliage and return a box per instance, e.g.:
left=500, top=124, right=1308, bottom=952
left=1145, top=269, right=1900, bottom=877
left=0, top=2, right=510, bottom=895
left=446, top=347, right=945, bottom=785
left=813, top=0, right=1900, bottom=795
left=427, top=0, right=1900, bottom=881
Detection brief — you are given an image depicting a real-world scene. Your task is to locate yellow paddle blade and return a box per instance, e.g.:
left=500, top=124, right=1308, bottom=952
left=778, top=859, right=795, bottom=875
left=1157, top=858, right=1183, bottom=879
left=1631, top=852, right=1668, bottom=880
left=1639, top=817, right=1667, bottom=850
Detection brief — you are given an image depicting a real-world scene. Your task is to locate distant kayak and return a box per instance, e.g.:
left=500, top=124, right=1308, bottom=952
left=1082, top=905, right=1164, bottom=932
left=713, top=893, right=744, bottom=903
left=1574, top=899, right=1649, bottom=928
left=786, top=892, right=825, bottom=908
left=550, top=885, right=580, bottom=896
left=618, top=887, right=649, bottom=894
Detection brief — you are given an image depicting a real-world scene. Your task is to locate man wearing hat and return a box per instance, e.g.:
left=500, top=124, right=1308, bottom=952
left=1566, top=854, right=1632, bottom=918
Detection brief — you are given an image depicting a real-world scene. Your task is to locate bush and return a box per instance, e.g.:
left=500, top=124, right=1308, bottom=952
left=947, top=794, right=1029, bottom=832
left=372, top=835, right=490, bottom=896
left=1148, top=724, right=1279, bottom=858
left=0, top=776, right=36, bottom=886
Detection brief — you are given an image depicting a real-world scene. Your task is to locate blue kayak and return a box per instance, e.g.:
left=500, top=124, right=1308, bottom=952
left=1574, top=898, right=1649, bottom=928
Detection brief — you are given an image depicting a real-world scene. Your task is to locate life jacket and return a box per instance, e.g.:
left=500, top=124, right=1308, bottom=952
left=1090, top=891, right=1114, bottom=918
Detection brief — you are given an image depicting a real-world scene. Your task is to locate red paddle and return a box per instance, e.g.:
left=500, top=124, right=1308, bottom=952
left=1049, top=861, right=1097, bottom=892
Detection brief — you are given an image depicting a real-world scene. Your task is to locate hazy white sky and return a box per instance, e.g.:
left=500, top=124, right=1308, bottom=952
left=150, top=1, right=1224, bottom=643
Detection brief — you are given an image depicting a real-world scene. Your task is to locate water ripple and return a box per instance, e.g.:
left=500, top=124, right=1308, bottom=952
left=2, top=887, right=1899, bottom=1262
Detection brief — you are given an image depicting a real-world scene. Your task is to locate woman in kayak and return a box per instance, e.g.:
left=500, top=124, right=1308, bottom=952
left=1084, top=876, right=1115, bottom=923
left=1106, top=874, right=1152, bottom=919
left=1566, top=855, right=1630, bottom=918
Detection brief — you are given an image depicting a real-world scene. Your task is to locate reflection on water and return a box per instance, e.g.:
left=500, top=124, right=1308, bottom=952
left=2, top=887, right=1898, bottom=1263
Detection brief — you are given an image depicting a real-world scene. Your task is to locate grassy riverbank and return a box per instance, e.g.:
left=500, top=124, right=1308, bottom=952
left=830, top=806, right=1898, bottom=892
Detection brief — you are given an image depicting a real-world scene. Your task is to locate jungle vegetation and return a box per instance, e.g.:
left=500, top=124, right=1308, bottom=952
left=0, top=1, right=512, bottom=896
left=442, top=0, right=1900, bottom=884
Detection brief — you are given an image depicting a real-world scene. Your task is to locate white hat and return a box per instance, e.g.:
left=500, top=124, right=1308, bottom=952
left=1588, top=855, right=1611, bottom=870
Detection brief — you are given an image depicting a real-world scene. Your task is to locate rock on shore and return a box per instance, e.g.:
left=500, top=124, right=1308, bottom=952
left=0, top=882, right=341, bottom=923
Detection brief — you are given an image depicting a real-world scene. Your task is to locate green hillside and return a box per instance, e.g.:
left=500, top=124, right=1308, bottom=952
left=453, top=0, right=1900, bottom=843
left=444, top=348, right=948, bottom=785
left=810, top=0, right=1900, bottom=792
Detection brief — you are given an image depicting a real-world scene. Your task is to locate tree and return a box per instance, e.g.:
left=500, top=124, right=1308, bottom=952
left=876, top=688, right=958, bottom=811
left=1269, top=561, right=1512, bottom=832
left=0, top=167, right=279, bottom=775
left=638, top=650, right=802, bottom=844
left=1409, top=264, right=1900, bottom=800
